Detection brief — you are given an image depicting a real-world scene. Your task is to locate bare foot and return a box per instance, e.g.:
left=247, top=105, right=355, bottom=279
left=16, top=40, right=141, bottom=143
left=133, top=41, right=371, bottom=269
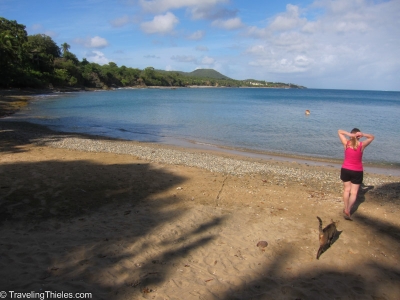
left=343, top=209, right=353, bottom=221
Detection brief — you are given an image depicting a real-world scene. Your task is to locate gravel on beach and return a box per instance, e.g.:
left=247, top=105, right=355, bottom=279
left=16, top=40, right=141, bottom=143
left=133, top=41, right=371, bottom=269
left=2, top=121, right=398, bottom=198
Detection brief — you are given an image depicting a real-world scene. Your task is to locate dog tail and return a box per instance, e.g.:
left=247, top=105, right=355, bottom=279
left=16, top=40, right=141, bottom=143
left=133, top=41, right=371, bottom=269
left=317, top=216, right=323, bottom=234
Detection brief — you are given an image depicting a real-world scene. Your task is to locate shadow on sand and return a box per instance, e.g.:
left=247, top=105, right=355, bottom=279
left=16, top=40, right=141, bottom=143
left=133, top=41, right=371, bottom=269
left=218, top=181, right=400, bottom=299
left=1, top=121, right=400, bottom=299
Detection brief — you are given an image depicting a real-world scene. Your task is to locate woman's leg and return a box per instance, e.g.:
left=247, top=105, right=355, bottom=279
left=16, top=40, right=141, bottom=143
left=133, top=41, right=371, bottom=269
left=348, top=183, right=360, bottom=214
left=343, top=181, right=352, bottom=216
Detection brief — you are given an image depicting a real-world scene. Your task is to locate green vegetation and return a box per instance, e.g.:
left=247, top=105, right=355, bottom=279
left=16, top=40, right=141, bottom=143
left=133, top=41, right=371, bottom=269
left=0, top=17, right=305, bottom=90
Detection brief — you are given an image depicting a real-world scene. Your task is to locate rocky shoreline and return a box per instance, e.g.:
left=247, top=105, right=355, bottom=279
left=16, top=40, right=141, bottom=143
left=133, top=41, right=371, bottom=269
left=1, top=120, right=398, bottom=198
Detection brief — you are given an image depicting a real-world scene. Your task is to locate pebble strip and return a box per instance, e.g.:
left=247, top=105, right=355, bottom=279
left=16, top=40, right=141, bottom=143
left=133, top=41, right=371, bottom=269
left=33, top=135, right=396, bottom=194
left=1, top=121, right=397, bottom=195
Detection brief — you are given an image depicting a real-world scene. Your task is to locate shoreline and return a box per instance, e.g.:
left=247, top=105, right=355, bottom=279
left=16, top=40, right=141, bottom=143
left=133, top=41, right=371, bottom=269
left=152, top=136, right=400, bottom=177
left=1, top=88, right=399, bottom=177
left=2, top=117, right=400, bottom=178
left=1, top=120, right=398, bottom=192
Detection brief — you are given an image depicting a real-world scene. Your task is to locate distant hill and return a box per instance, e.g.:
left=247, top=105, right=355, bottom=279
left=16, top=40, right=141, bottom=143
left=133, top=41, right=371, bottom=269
left=159, top=68, right=231, bottom=80
left=156, top=68, right=305, bottom=88
left=186, top=69, right=231, bottom=80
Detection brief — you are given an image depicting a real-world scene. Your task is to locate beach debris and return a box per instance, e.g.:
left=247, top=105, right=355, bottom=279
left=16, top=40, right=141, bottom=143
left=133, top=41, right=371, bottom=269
left=257, top=241, right=268, bottom=249
left=205, top=279, right=214, bottom=282
left=176, top=186, right=183, bottom=190
left=142, top=288, right=152, bottom=293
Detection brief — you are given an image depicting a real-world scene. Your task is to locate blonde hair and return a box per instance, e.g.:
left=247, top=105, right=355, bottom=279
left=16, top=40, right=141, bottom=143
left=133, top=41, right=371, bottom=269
left=349, top=128, right=360, bottom=149
left=349, top=137, right=358, bottom=149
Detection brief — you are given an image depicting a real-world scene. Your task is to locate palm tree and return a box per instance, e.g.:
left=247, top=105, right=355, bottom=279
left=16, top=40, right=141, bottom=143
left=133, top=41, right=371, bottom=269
left=61, top=42, right=70, bottom=56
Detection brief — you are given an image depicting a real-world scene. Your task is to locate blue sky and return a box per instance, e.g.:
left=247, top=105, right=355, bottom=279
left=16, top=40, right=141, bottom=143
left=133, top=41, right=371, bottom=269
left=1, top=0, right=399, bottom=91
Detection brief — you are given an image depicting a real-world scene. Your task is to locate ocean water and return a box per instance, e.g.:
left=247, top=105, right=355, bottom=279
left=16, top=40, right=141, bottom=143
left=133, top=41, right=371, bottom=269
left=10, top=88, right=400, bottom=167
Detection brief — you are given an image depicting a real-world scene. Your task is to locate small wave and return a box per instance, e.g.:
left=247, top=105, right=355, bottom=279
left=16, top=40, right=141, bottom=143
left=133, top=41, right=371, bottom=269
left=194, top=141, right=218, bottom=147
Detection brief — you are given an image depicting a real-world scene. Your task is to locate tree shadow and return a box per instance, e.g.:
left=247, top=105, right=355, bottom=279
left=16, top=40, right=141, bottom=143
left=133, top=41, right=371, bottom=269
left=355, top=212, right=400, bottom=244
left=0, top=160, right=181, bottom=224
left=351, top=183, right=375, bottom=214
left=219, top=244, right=400, bottom=300
left=368, top=182, right=400, bottom=205
left=0, top=120, right=81, bottom=154
left=0, top=124, right=229, bottom=298
left=218, top=183, right=400, bottom=300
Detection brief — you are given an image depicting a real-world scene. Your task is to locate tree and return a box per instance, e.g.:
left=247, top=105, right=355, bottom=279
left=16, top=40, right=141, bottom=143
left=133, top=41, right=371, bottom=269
left=81, top=58, right=89, bottom=66
left=26, top=34, right=61, bottom=73
left=0, top=17, right=28, bottom=86
left=27, top=34, right=60, bottom=58
left=61, top=42, right=70, bottom=56
left=63, top=51, right=79, bottom=65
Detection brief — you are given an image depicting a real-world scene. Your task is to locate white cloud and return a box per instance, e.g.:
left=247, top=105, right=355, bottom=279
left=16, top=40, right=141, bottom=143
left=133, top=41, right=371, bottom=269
left=245, top=45, right=266, bottom=56
left=110, top=15, right=130, bottom=28
left=201, top=56, right=215, bottom=65
left=335, top=20, right=369, bottom=33
left=140, top=12, right=179, bottom=34
left=90, top=36, right=109, bottom=48
left=187, top=30, right=205, bottom=40
left=246, top=26, right=269, bottom=39
left=196, top=45, right=209, bottom=51
left=212, top=17, right=244, bottom=30
left=248, top=55, right=312, bottom=74
left=86, top=50, right=109, bottom=65
left=139, top=0, right=235, bottom=21
left=241, top=0, right=400, bottom=90
left=313, top=0, right=366, bottom=15
left=139, top=0, right=228, bottom=14
left=74, top=36, right=109, bottom=48
left=268, top=4, right=307, bottom=32
left=294, top=55, right=313, bottom=68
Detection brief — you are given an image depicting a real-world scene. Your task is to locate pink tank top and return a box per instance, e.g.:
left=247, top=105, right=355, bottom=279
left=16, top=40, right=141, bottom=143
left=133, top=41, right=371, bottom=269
left=342, top=142, right=363, bottom=171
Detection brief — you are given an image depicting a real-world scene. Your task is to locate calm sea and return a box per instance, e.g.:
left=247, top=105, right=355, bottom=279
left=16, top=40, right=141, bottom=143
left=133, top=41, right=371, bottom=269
left=9, top=88, right=400, bottom=167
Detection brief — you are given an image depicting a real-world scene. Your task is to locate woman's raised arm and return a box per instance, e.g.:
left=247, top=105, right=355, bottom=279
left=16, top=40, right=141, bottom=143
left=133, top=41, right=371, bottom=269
left=360, top=132, right=375, bottom=150
left=338, top=129, right=353, bottom=148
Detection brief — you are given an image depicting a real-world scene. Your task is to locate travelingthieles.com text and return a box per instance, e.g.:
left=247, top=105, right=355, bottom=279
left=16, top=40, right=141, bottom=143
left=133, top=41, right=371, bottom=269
left=0, top=291, right=92, bottom=299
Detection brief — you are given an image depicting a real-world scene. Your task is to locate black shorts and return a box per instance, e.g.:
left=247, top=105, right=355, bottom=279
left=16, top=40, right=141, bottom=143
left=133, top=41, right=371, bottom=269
left=340, top=168, right=363, bottom=184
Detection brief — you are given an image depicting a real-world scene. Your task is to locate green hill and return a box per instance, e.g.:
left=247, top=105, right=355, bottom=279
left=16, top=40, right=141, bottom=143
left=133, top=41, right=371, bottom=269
left=160, top=68, right=231, bottom=80
left=186, top=69, right=231, bottom=80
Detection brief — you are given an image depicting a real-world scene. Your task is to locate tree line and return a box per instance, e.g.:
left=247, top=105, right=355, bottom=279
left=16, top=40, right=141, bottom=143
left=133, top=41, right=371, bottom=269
left=0, top=17, right=305, bottom=89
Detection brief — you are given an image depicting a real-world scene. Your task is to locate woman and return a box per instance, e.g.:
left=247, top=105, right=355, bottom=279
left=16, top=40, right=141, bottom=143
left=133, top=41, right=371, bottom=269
left=338, top=128, right=374, bottom=220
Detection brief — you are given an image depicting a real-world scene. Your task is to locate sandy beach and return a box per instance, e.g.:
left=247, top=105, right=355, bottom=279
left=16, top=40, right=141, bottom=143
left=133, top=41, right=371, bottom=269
left=1, top=93, right=400, bottom=299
